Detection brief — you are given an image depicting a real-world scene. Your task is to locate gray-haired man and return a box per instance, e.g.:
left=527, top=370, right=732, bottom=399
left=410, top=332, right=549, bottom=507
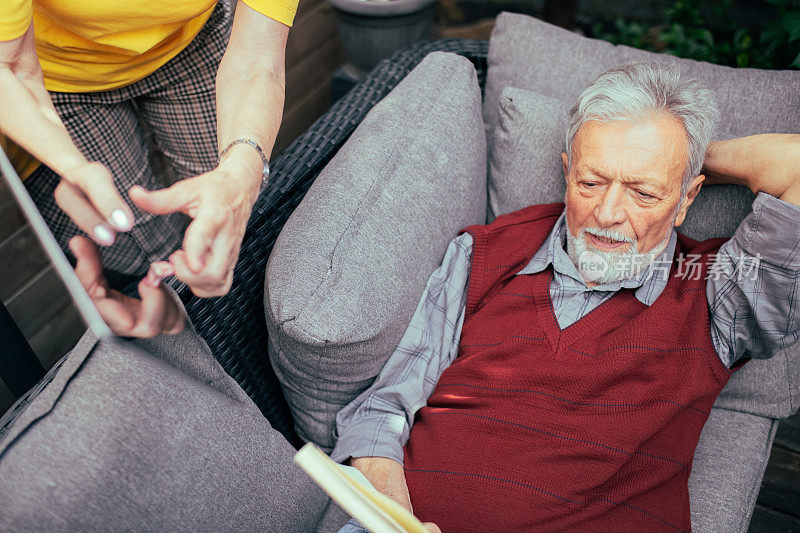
left=332, top=62, right=800, bottom=531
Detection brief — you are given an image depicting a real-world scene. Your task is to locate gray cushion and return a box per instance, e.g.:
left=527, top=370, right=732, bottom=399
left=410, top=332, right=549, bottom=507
left=487, top=86, right=568, bottom=218
left=484, top=12, right=800, bottom=420
left=0, top=317, right=329, bottom=531
left=485, top=12, right=799, bottom=147
left=688, top=406, right=778, bottom=533
left=265, top=51, right=487, bottom=450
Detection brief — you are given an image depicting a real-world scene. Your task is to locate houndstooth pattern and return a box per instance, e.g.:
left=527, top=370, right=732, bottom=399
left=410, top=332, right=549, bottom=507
left=25, top=1, right=232, bottom=277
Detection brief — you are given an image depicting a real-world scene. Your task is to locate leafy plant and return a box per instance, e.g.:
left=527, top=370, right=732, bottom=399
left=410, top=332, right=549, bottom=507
left=588, top=0, right=800, bottom=69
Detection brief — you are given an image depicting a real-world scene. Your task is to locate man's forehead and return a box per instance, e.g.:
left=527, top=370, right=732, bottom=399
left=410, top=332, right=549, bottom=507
left=571, top=117, right=688, bottom=187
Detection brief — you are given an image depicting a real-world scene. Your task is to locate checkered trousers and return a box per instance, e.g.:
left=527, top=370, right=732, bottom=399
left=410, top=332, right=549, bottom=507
left=24, top=1, right=232, bottom=278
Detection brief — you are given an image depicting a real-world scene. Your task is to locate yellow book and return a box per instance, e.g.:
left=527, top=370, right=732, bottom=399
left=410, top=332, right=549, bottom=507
left=294, top=443, right=428, bottom=533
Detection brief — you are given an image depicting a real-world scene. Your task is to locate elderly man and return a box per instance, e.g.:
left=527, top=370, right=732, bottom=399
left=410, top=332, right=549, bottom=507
left=331, top=61, right=800, bottom=532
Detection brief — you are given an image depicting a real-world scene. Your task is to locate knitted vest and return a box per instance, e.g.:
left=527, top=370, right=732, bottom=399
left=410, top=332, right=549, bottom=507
left=403, top=203, right=732, bottom=532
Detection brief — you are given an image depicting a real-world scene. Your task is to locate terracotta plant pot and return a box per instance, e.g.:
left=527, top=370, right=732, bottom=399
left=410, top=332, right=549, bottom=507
left=328, top=0, right=438, bottom=75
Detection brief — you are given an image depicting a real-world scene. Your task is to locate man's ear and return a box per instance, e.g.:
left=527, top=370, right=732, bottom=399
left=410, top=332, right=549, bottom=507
left=562, top=153, right=570, bottom=202
left=674, top=174, right=705, bottom=227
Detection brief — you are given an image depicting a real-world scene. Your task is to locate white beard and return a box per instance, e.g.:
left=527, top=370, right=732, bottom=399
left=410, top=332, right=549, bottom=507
left=566, top=225, right=670, bottom=285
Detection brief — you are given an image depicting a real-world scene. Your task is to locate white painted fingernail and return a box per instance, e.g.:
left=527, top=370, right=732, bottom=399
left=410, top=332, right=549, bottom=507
left=93, top=225, right=115, bottom=246
left=111, top=209, right=132, bottom=231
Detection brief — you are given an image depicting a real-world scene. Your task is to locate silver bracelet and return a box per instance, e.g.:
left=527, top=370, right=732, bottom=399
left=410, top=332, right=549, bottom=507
left=218, top=138, right=270, bottom=187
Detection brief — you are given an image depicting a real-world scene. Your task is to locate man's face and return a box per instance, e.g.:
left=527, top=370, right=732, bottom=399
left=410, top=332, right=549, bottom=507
left=562, top=114, right=703, bottom=283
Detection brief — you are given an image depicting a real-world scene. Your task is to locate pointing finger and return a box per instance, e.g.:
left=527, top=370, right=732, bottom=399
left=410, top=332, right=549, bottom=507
left=129, top=182, right=195, bottom=216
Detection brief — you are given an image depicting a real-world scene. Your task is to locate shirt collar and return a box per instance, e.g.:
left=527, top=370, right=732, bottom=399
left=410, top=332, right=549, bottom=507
left=516, top=211, right=677, bottom=306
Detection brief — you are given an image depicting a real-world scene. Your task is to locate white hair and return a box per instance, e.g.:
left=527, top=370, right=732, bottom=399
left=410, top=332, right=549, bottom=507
left=565, top=61, right=719, bottom=194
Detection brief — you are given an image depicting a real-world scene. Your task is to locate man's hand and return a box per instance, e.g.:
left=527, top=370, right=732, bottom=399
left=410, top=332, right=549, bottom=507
left=703, top=134, right=800, bottom=207
left=70, top=236, right=185, bottom=337
left=129, top=159, right=261, bottom=297
left=350, top=456, right=441, bottom=533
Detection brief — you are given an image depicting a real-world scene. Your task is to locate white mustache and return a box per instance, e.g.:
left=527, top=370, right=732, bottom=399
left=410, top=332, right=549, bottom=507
left=582, top=227, right=636, bottom=245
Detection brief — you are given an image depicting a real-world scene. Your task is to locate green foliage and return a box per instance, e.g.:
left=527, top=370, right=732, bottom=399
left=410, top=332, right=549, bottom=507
left=588, top=0, right=800, bottom=69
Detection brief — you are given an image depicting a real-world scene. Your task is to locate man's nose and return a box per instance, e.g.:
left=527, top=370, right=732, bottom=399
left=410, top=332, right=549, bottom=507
left=595, top=183, right=627, bottom=227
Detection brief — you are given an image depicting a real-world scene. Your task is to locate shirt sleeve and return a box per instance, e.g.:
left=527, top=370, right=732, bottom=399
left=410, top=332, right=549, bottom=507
left=330, top=233, right=473, bottom=465
left=241, top=0, right=298, bottom=27
left=707, top=192, right=800, bottom=367
left=0, top=0, right=32, bottom=41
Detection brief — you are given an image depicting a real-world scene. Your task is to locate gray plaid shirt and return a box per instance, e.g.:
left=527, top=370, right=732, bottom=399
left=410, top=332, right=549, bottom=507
left=331, top=192, right=800, bottom=465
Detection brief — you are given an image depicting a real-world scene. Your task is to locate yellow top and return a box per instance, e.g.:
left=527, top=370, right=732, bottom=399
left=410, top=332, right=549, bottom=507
left=0, top=0, right=297, bottom=177
left=0, top=0, right=297, bottom=93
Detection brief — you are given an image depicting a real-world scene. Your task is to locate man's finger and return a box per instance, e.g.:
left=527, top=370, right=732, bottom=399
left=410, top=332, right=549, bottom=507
left=66, top=162, right=134, bottom=231
left=57, top=182, right=116, bottom=246
left=129, top=183, right=194, bottom=216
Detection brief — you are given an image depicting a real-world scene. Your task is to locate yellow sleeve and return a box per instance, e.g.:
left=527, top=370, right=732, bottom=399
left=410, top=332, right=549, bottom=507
left=242, top=0, right=298, bottom=27
left=0, top=0, right=32, bottom=41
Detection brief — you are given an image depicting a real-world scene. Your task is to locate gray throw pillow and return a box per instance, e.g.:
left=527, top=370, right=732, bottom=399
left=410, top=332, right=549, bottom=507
left=488, top=86, right=568, bottom=219
left=265, top=51, right=487, bottom=450
left=484, top=12, right=800, bottom=420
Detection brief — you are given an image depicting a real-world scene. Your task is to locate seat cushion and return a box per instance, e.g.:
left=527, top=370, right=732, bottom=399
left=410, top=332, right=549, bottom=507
left=0, top=320, right=330, bottom=531
left=265, top=51, right=487, bottom=450
left=484, top=12, right=800, bottom=421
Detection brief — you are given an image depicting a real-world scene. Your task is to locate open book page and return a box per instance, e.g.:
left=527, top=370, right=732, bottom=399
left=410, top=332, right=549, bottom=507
left=294, top=443, right=428, bottom=533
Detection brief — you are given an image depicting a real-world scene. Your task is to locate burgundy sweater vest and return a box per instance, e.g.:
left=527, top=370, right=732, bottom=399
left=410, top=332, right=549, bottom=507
left=403, top=203, right=732, bottom=532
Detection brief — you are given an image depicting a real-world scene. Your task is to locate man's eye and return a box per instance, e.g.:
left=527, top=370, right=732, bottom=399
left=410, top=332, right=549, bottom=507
left=581, top=181, right=598, bottom=188
left=635, top=190, right=655, bottom=200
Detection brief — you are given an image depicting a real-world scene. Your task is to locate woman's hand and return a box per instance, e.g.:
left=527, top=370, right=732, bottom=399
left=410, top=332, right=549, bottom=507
left=0, top=23, right=134, bottom=246
left=57, top=161, right=135, bottom=244
left=70, top=236, right=185, bottom=337
left=129, top=153, right=261, bottom=297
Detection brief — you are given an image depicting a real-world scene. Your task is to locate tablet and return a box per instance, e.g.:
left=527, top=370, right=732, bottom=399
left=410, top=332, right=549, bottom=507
left=0, top=146, right=112, bottom=340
